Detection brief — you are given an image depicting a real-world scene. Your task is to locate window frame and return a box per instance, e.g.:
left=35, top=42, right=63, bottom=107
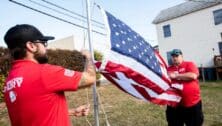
left=163, top=24, right=171, bottom=38
left=213, top=9, right=222, bottom=25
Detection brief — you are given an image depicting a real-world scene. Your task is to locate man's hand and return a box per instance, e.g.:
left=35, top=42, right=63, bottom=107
left=168, top=72, right=178, bottom=79
left=168, top=72, right=198, bottom=81
left=81, top=50, right=92, bottom=60
left=68, top=104, right=90, bottom=117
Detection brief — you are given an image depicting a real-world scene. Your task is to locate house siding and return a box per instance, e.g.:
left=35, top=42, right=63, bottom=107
left=156, top=4, right=222, bottom=67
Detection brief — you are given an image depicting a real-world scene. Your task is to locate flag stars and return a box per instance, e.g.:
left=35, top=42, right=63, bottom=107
left=112, top=23, right=117, bottom=27
left=116, top=44, right=120, bottom=48
left=122, top=40, right=126, bottom=44
left=115, top=32, right=120, bottom=36
left=150, top=55, right=153, bottom=59
left=127, top=38, right=132, bottom=41
left=154, top=62, right=157, bottom=66
left=128, top=49, right=132, bottom=53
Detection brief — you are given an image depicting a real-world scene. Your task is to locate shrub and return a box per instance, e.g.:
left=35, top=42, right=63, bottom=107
left=47, top=49, right=86, bottom=72
left=0, top=47, right=10, bottom=77
left=0, top=47, right=103, bottom=102
left=94, top=50, right=103, bottom=80
left=0, top=75, right=5, bottom=102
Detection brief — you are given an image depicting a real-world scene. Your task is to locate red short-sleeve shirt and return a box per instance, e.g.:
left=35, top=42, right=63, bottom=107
left=3, top=60, right=82, bottom=126
left=167, top=61, right=201, bottom=107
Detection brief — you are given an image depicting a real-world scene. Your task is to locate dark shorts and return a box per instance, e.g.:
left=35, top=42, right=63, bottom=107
left=166, top=101, right=204, bottom=126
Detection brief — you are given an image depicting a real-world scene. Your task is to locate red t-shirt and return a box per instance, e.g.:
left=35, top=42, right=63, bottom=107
left=3, top=60, right=82, bottom=126
left=167, top=61, right=201, bottom=107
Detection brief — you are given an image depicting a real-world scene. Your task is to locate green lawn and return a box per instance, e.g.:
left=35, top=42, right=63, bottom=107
left=1, top=82, right=222, bottom=126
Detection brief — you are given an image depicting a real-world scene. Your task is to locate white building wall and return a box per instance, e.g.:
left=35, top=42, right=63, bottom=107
left=48, top=35, right=84, bottom=51
left=48, top=35, right=75, bottom=50
left=156, top=4, right=222, bottom=67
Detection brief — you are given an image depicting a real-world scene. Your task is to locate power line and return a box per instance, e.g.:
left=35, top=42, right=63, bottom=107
left=41, top=0, right=104, bottom=27
left=28, top=0, right=87, bottom=24
left=9, top=0, right=106, bottom=36
left=28, top=0, right=104, bottom=29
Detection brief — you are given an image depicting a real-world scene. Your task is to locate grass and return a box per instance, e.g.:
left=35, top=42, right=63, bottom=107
left=0, top=82, right=222, bottom=126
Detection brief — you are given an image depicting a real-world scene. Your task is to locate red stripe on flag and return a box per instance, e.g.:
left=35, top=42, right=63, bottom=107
left=104, top=61, right=167, bottom=94
left=133, top=85, right=180, bottom=107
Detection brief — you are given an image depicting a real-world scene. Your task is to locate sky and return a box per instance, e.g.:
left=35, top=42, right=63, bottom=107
left=0, top=0, right=185, bottom=48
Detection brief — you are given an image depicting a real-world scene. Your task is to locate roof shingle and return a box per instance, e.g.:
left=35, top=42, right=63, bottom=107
left=152, top=1, right=221, bottom=24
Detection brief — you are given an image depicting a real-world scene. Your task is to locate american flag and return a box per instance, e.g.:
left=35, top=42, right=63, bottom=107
left=96, top=9, right=181, bottom=106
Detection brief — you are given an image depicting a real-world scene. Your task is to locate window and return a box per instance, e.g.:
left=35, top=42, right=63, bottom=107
left=163, top=25, right=171, bottom=38
left=213, top=9, right=222, bottom=25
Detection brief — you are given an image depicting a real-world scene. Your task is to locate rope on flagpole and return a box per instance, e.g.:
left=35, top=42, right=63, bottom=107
left=97, top=88, right=111, bottom=126
left=85, top=88, right=93, bottom=126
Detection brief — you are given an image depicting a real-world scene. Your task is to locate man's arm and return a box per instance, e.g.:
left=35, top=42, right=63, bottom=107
left=78, top=50, right=96, bottom=89
left=168, top=72, right=198, bottom=81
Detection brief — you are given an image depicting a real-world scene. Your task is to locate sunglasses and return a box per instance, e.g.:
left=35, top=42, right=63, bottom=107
left=33, top=40, right=48, bottom=47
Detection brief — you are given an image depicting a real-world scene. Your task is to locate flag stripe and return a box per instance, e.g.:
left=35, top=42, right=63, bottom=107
left=104, top=51, right=170, bottom=91
left=102, top=71, right=181, bottom=106
left=133, top=85, right=180, bottom=106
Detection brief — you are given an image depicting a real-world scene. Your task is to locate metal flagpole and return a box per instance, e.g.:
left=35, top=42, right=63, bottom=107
left=85, top=0, right=100, bottom=126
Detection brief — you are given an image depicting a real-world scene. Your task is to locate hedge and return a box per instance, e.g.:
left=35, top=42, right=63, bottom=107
left=0, top=47, right=103, bottom=102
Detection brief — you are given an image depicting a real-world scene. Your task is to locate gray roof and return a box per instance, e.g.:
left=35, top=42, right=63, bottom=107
left=152, top=1, right=221, bottom=24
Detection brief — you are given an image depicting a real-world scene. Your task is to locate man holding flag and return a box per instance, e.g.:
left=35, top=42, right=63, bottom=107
left=166, top=49, right=204, bottom=126
left=3, top=24, right=96, bottom=126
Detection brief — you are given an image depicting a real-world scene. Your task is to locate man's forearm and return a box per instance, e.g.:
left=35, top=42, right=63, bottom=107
left=176, top=72, right=198, bottom=81
left=78, top=57, right=96, bottom=89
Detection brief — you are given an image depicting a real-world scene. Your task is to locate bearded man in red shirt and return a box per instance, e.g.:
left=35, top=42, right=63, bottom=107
left=166, top=49, right=204, bottom=126
left=3, top=24, right=96, bottom=126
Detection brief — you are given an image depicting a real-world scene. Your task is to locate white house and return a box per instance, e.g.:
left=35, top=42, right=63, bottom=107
left=48, top=35, right=85, bottom=51
left=153, top=1, right=222, bottom=68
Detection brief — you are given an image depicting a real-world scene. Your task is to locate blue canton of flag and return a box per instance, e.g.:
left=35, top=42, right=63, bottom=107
left=106, top=11, right=162, bottom=77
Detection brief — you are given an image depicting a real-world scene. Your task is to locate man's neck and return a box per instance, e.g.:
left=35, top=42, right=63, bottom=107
left=23, top=57, right=38, bottom=64
left=174, top=61, right=183, bottom=66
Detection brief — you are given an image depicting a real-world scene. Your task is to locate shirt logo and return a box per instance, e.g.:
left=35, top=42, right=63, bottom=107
left=3, top=77, right=23, bottom=93
left=9, top=91, right=17, bottom=103
left=179, top=68, right=185, bottom=73
left=64, top=69, right=75, bottom=77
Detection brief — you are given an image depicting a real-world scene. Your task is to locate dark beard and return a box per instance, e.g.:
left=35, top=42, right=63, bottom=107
left=34, top=53, right=48, bottom=64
